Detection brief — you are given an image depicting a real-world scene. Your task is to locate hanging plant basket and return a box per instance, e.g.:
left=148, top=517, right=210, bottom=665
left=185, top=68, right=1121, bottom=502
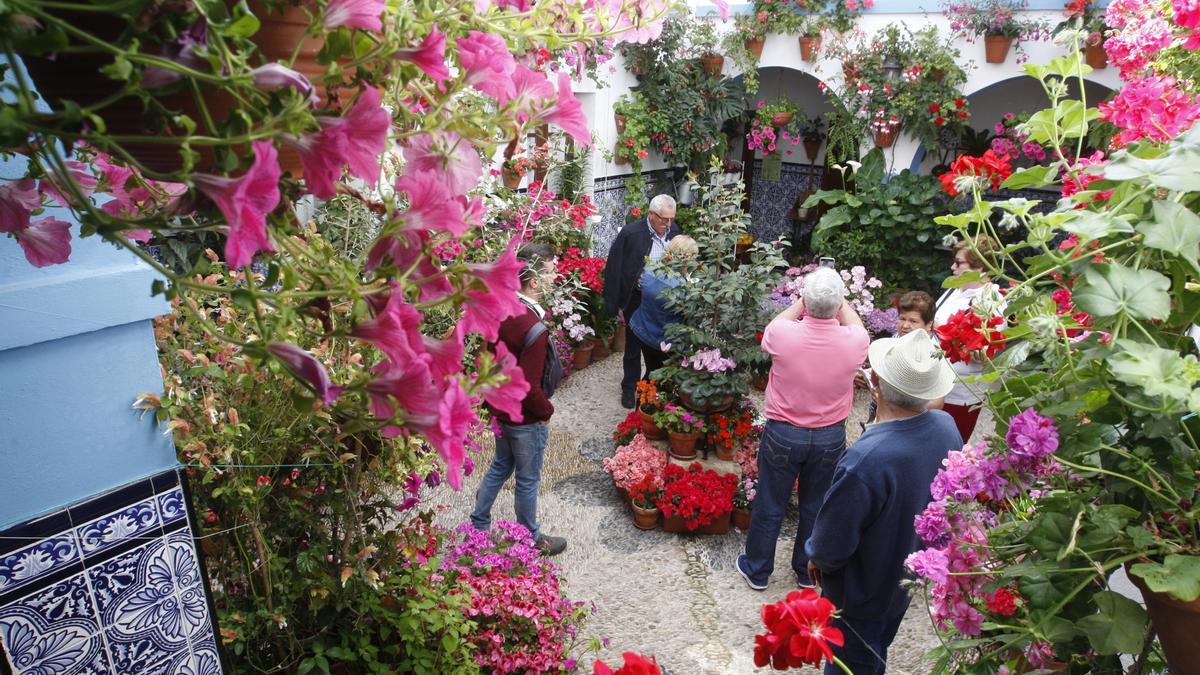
left=874, top=127, right=899, bottom=149
left=842, top=60, right=857, bottom=81
left=799, top=35, right=821, bottom=62
left=1084, top=42, right=1108, bottom=69
left=984, top=35, right=1013, bottom=64
left=770, top=111, right=795, bottom=128
left=700, top=53, right=725, bottom=77
left=803, top=138, right=822, bottom=162
left=613, top=141, right=629, bottom=165
left=614, top=112, right=627, bottom=134
left=745, top=36, right=765, bottom=59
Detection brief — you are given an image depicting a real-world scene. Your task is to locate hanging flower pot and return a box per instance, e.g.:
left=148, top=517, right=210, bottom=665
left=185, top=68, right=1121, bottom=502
left=770, top=111, right=795, bottom=128
left=501, top=169, right=522, bottom=189
left=732, top=508, right=752, bottom=531
left=984, top=35, right=1013, bottom=64
left=639, top=409, right=666, bottom=440
left=1084, top=42, right=1108, bottom=69
left=614, top=112, right=627, bottom=134
left=803, top=138, right=822, bottom=162
left=572, top=342, right=594, bottom=370
left=613, top=141, right=629, bottom=165
left=745, top=36, right=766, bottom=59
left=842, top=60, right=857, bottom=81
left=799, top=35, right=821, bottom=62
left=631, top=504, right=659, bottom=530
left=874, top=127, right=899, bottom=149
left=1127, top=565, right=1200, bottom=673
left=668, top=431, right=700, bottom=460
left=700, top=53, right=725, bottom=77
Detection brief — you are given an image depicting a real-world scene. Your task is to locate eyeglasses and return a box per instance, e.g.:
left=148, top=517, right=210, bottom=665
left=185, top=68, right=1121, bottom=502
left=650, top=211, right=675, bottom=225
left=951, top=258, right=971, bottom=267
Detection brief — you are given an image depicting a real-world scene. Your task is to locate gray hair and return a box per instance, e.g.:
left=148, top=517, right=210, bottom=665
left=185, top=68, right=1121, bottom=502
left=803, top=267, right=845, bottom=319
left=878, top=378, right=930, bottom=413
left=649, top=194, right=676, bottom=215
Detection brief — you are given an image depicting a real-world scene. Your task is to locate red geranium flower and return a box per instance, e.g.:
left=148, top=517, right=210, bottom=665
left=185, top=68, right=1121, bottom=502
left=934, top=309, right=1006, bottom=363
left=754, top=588, right=845, bottom=670
left=594, top=652, right=661, bottom=675
left=938, top=150, right=1013, bottom=196
left=986, top=586, right=1020, bottom=617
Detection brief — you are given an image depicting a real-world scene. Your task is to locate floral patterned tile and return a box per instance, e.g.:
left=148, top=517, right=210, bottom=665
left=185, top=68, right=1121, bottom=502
left=0, top=579, right=107, bottom=674
left=0, top=533, right=80, bottom=598
left=75, top=496, right=161, bottom=560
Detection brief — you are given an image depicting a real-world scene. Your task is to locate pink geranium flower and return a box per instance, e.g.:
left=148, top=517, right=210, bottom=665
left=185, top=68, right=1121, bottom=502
left=15, top=217, right=72, bottom=267
left=461, top=240, right=525, bottom=341
left=193, top=140, right=281, bottom=269
left=350, top=285, right=428, bottom=364
left=324, top=0, right=385, bottom=32
left=543, top=72, right=592, bottom=147
left=0, top=178, right=41, bottom=233
left=1099, top=75, right=1200, bottom=146
left=395, top=27, right=449, bottom=83
left=402, top=131, right=483, bottom=196
left=394, top=170, right=467, bottom=235
left=480, top=341, right=529, bottom=423
left=456, top=31, right=517, bottom=102
left=267, top=342, right=342, bottom=404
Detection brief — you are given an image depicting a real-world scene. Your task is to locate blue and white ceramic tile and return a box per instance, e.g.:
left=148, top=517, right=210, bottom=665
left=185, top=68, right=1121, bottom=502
left=748, top=161, right=823, bottom=245
left=0, top=469, right=223, bottom=674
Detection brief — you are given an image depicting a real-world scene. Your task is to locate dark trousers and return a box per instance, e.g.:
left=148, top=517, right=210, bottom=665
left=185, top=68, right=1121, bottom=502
left=824, top=612, right=905, bottom=675
left=620, top=293, right=644, bottom=394
left=641, top=343, right=668, bottom=379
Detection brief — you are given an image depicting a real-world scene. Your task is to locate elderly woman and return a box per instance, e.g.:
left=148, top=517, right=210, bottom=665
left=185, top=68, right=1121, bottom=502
left=933, top=237, right=1002, bottom=443
left=736, top=267, right=869, bottom=592
left=628, top=235, right=699, bottom=378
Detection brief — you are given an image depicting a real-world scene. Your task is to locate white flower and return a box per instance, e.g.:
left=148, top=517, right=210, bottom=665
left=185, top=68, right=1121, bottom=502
left=846, top=160, right=862, bottom=174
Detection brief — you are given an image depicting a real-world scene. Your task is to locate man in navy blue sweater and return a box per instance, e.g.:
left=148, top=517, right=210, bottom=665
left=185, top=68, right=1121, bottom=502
left=805, top=329, right=963, bottom=675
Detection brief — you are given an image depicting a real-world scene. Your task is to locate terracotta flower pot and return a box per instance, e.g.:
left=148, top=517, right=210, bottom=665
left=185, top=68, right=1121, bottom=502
left=572, top=343, right=594, bottom=370
left=668, top=431, right=700, bottom=460
left=700, top=53, right=725, bottom=77
left=611, top=330, right=626, bottom=352
left=732, top=508, right=752, bottom=531
left=984, top=35, right=1013, bottom=64
left=770, top=111, right=795, bottom=128
left=632, top=504, right=659, bottom=530
left=662, top=510, right=731, bottom=534
left=874, top=128, right=898, bottom=149
left=745, top=37, right=765, bottom=59
left=614, top=112, right=627, bottom=134
left=502, top=170, right=522, bottom=189
left=799, top=35, right=821, bottom=62
left=927, top=67, right=947, bottom=82
left=613, top=141, right=630, bottom=165
left=592, top=338, right=611, bottom=359
left=639, top=409, right=666, bottom=440
left=1128, top=565, right=1200, bottom=673
left=1084, top=42, right=1108, bottom=69
left=803, top=139, right=821, bottom=162
left=714, top=443, right=737, bottom=462
left=751, top=374, right=769, bottom=391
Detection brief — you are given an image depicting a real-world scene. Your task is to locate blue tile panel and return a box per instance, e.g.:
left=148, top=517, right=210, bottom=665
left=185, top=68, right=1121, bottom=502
left=0, top=470, right=223, bottom=675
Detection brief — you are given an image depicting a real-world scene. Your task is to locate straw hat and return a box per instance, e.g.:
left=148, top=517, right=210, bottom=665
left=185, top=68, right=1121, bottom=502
left=867, top=329, right=955, bottom=400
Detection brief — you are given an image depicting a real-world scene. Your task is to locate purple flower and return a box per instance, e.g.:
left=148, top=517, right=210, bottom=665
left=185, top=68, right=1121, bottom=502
left=915, top=501, right=951, bottom=547
left=905, top=548, right=950, bottom=585
left=1005, top=407, right=1059, bottom=458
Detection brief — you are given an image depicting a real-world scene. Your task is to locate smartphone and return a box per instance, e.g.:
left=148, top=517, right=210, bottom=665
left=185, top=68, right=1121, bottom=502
left=819, top=256, right=836, bottom=269
left=858, top=367, right=875, bottom=392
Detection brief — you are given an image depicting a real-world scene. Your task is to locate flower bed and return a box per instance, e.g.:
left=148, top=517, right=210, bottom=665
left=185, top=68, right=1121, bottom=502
left=656, top=462, right=737, bottom=531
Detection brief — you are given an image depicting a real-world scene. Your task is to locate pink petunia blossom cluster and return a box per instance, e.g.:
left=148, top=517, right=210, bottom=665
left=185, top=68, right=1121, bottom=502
left=1098, top=75, right=1200, bottom=147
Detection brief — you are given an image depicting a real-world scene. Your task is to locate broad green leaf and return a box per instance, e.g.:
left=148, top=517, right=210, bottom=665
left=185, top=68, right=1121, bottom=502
left=1078, top=591, right=1147, bottom=655
left=1138, top=201, right=1200, bottom=266
left=1062, top=210, right=1134, bottom=241
left=1028, top=512, right=1074, bottom=552
left=815, top=205, right=851, bottom=231
left=1059, top=100, right=1091, bottom=139
left=1105, top=146, right=1200, bottom=192
left=1002, top=164, right=1059, bottom=190
left=1023, top=108, right=1057, bottom=145
left=1074, top=264, right=1171, bottom=320
left=858, top=149, right=886, bottom=187
left=1107, top=339, right=1200, bottom=406
left=1129, top=555, right=1200, bottom=602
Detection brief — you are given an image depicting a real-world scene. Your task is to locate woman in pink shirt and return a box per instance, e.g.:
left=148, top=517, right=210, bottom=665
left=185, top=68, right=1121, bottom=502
left=736, top=267, right=869, bottom=591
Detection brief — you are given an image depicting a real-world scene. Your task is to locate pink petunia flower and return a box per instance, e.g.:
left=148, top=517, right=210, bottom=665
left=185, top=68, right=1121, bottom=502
left=267, top=342, right=342, bottom=404
left=395, top=27, right=449, bottom=83
left=394, top=170, right=467, bottom=235
left=0, top=178, right=41, bottom=233
left=192, top=140, right=281, bottom=269
left=285, top=124, right=350, bottom=200
left=250, top=63, right=318, bottom=107
left=402, top=131, right=483, bottom=196
left=333, top=86, right=390, bottom=187
left=324, top=0, right=385, bottom=32
left=15, top=217, right=72, bottom=267
left=461, top=240, right=526, bottom=341
left=425, top=324, right=466, bottom=380
left=507, top=65, right=556, bottom=126
left=480, top=341, right=529, bottom=423
left=542, top=72, right=592, bottom=147
left=39, top=160, right=98, bottom=208
left=456, top=31, right=517, bottom=102
left=350, top=284, right=428, bottom=364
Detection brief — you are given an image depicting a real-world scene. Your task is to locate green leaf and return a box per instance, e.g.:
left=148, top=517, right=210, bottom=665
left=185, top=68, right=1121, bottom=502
left=1001, top=165, right=1058, bottom=189
left=1023, top=108, right=1058, bottom=145
left=1107, top=339, right=1200, bottom=406
left=1105, top=146, right=1200, bottom=192
left=1129, top=555, right=1200, bottom=602
left=1062, top=210, right=1134, bottom=242
left=1138, top=201, right=1200, bottom=266
left=99, top=56, right=133, bottom=82
left=1078, top=591, right=1147, bottom=655
left=1028, top=512, right=1074, bottom=553
left=1074, top=264, right=1171, bottom=321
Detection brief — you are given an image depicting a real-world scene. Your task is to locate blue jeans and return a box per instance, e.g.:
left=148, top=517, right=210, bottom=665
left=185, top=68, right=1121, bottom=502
left=824, top=613, right=905, bottom=675
left=742, top=419, right=845, bottom=586
left=470, top=422, right=549, bottom=540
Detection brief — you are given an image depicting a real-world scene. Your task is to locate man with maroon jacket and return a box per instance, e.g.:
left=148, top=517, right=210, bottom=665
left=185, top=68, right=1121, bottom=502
left=470, top=243, right=567, bottom=556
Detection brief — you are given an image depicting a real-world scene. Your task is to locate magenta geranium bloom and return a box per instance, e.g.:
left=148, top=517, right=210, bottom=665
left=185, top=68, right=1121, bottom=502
left=402, top=131, right=483, bottom=196
left=480, top=341, right=529, bottom=423
left=267, top=342, right=341, bottom=405
left=16, top=217, right=72, bottom=267
left=395, top=27, right=449, bottom=83
left=324, top=0, right=385, bottom=32
left=193, top=140, right=281, bottom=269
left=456, top=31, right=517, bottom=102
left=394, top=170, right=467, bottom=235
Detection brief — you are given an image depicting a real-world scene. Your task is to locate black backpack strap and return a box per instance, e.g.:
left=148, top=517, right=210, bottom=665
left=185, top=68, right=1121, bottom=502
left=522, top=320, right=548, bottom=352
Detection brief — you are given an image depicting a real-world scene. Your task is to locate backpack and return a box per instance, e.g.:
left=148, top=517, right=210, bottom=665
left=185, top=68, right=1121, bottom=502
left=521, top=318, right=564, bottom=399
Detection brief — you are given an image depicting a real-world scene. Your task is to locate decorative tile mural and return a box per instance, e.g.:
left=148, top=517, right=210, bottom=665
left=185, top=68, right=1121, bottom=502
left=591, top=169, right=677, bottom=257
left=0, top=470, right=222, bottom=674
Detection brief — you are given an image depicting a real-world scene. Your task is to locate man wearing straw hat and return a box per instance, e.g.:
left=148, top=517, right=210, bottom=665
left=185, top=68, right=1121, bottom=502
left=804, top=328, right=962, bottom=675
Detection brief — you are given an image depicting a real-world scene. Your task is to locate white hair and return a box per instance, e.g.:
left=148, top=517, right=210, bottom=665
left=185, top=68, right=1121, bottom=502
left=803, top=267, right=845, bottom=319
left=649, top=194, right=676, bottom=215
left=878, top=378, right=930, bottom=413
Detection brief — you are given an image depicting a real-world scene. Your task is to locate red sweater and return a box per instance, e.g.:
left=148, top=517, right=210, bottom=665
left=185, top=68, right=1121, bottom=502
left=489, top=306, right=553, bottom=425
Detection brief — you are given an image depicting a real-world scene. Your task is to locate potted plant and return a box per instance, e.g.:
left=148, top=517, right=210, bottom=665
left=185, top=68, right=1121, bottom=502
left=797, top=16, right=826, bottom=62
left=629, top=476, right=662, bottom=530
left=943, top=0, right=1049, bottom=64
left=601, top=433, right=668, bottom=499
left=909, top=25, right=968, bottom=84
left=709, top=402, right=756, bottom=461
left=653, top=402, right=707, bottom=460
left=732, top=477, right=757, bottom=530
left=544, top=278, right=596, bottom=369
left=735, top=12, right=769, bottom=58
left=657, top=462, right=738, bottom=534
left=613, top=410, right=643, bottom=447
left=687, top=18, right=725, bottom=77
left=635, top=379, right=667, bottom=439
left=501, top=154, right=539, bottom=189
left=1055, top=0, right=1108, bottom=68
left=800, top=112, right=827, bottom=161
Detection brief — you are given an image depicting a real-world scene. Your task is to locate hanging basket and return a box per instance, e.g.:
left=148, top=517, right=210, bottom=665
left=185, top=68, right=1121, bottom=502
left=770, top=111, right=795, bottom=128
left=501, top=170, right=522, bottom=189
left=614, top=112, right=627, bottom=134
left=803, top=139, right=822, bottom=162
left=874, top=127, right=899, bottom=149
left=799, top=35, right=821, bottom=62
left=700, top=53, right=725, bottom=77
left=984, top=35, right=1013, bottom=64
left=1084, top=42, right=1108, bottom=69
left=745, top=37, right=765, bottom=59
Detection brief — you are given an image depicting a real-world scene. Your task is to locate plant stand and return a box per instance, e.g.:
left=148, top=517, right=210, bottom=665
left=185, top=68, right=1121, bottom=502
left=984, top=35, right=1013, bottom=64
left=662, top=510, right=732, bottom=535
